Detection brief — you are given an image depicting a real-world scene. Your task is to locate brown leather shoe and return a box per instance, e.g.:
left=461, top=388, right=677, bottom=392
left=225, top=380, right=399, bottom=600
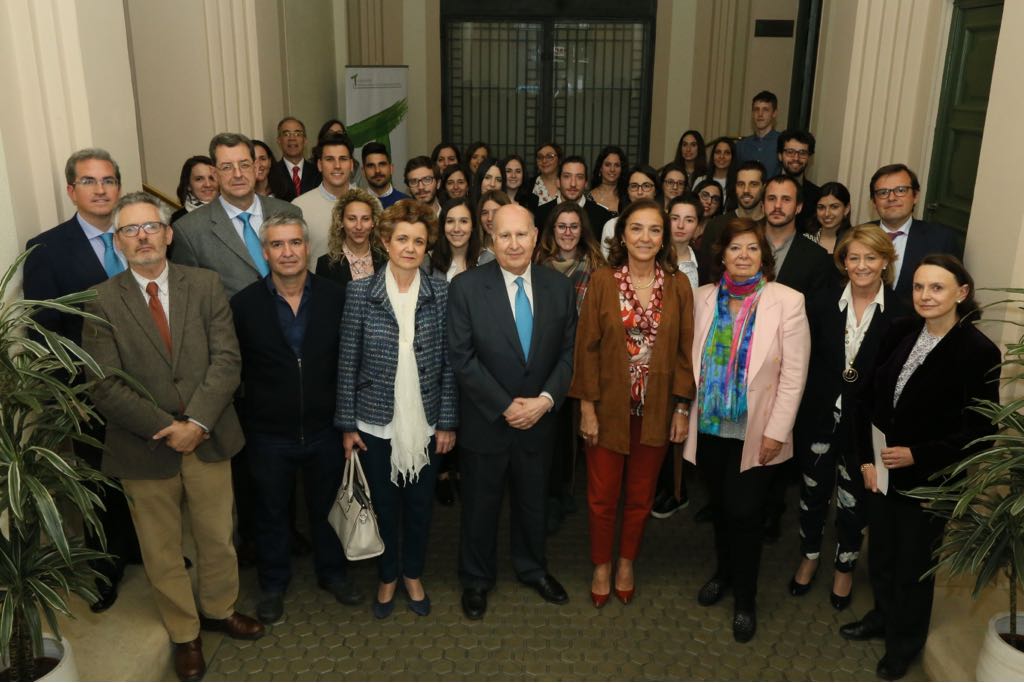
left=174, top=637, right=205, bottom=682
left=199, top=611, right=265, bottom=640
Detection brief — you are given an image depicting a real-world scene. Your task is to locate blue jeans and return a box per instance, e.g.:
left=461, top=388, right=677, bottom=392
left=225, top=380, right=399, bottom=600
left=246, top=428, right=346, bottom=594
left=359, top=431, right=439, bottom=583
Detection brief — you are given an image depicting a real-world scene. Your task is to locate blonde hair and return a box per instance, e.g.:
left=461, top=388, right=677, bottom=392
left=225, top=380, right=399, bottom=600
left=834, top=223, right=898, bottom=287
left=327, top=188, right=384, bottom=265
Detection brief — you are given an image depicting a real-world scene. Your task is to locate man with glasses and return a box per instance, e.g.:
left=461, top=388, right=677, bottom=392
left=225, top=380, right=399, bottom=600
left=868, top=163, right=962, bottom=303
left=23, top=148, right=140, bottom=614
left=268, top=117, right=322, bottom=201
left=534, top=156, right=613, bottom=241
left=83, top=192, right=263, bottom=682
left=777, top=130, right=820, bottom=233
left=404, top=156, right=442, bottom=216
left=173, top=132, right=302, bottom=297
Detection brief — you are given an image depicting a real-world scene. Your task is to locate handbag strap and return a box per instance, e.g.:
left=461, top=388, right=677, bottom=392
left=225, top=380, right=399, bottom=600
left=350, top=452, right=374, bottom=503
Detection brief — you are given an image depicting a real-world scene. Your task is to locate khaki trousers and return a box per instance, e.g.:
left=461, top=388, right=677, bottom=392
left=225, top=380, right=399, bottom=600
left=123, top=453, right=238, bottom=643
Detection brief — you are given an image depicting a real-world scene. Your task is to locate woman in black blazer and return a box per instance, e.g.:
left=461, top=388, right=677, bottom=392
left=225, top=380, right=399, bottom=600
left=315, top=187, right=387, bottom=288
left=839, top=254, right=1000, bottom=681
left=789, top=225, right=908, bottom=609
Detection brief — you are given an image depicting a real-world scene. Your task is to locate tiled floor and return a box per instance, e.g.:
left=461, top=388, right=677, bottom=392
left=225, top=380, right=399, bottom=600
left=194, top=468, right=927, bottom=682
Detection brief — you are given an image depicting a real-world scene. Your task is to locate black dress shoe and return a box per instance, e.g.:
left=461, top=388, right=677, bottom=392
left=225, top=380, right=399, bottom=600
left=732, top=609, right=757, bottom=643
left=435, top=477, right=455, bottom=506
left=90, top=582, right=118, bottom=613
left=461, top=588, right=487, bottom=620
left=830, top=587, right=853, bottom=610
left=522, top=574, right=569, bottom=605
left=876, top=655, right=909, bottom=681
left=839, top=614, right=885, bottom=641
left=318, top=578, right=365, bottom=606
left=697, top=576, right=730, bottom=606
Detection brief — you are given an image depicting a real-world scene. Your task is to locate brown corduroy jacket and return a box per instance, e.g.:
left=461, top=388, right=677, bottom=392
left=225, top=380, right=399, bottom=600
left=569, top=267, right=696, bottom=454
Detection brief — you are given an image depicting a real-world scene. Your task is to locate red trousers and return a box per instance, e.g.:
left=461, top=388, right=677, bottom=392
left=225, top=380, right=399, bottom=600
left=586, top=415, right=668, bottom=564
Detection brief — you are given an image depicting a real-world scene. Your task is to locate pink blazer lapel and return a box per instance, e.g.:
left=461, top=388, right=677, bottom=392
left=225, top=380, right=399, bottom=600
left=749, top=291, right=781, bottom=380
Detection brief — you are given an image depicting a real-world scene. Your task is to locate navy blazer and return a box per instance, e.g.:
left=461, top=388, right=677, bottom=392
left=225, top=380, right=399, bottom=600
left=796, top=284, right=909, bottom=440
left=335, top=267, right=458, bottom=433
left=23, top=216, right=109, bottom=344
left=447, top=260, right=577, bottom=453
left=875, top=219, right=963, bottom=304
left=858, top=316, right=1000, bottom=493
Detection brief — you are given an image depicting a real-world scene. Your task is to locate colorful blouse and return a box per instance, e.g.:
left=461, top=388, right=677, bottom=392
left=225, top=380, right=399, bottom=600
left=614, top=264, right=664, bottom=415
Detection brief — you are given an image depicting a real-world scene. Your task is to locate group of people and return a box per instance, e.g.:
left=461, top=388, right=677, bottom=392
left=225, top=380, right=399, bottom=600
left=21, top=87, right=1001, bottom=683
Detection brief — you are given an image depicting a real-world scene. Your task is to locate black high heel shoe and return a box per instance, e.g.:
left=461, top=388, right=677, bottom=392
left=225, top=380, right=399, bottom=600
left=788, top=565, right=818, bottom=596
left=435, top=476, right=455, bottom=506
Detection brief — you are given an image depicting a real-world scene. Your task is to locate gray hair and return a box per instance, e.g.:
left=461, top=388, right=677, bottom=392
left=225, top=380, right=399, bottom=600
left=111, top=191, right=171, bottom=228
left=64, top=148, right=121, bottom=186
left=259, top=213, right=310, bottom=246
left=208, top=132, right=255, bottom=163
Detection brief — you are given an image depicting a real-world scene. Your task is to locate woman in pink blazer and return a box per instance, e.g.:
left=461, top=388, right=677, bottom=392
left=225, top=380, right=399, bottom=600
left=682, top=217, right=810, bottom=643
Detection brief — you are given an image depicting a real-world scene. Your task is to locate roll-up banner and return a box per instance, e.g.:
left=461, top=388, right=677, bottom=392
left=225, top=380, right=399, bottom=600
left=344, top=66, right=409, bottom=181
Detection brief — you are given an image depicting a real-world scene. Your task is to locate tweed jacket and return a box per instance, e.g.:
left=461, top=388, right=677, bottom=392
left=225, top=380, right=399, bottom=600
left=335, top=266, right=458, bottom=432
left=82, top=263, right=244, bottom=480
left=569, top=267, right=697, bottom=454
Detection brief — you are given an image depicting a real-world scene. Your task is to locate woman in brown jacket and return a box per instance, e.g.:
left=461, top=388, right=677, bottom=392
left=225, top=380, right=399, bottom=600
left=570, top=198, right=696, bottom=608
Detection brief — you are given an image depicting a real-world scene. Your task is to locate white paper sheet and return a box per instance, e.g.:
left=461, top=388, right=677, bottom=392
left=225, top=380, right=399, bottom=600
left=871, top=425, right=889, bottom=495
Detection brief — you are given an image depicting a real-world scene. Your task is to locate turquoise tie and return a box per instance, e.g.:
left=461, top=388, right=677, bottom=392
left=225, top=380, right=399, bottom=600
left=99, top=231, right=124, bottom=277
left=514, top=276, right=533, bottom=359
left=239, top=211, right=269, bottom=277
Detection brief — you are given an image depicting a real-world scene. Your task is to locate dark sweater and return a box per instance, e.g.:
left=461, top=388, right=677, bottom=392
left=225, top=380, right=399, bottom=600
left=230, top=273, right=345, bottom=441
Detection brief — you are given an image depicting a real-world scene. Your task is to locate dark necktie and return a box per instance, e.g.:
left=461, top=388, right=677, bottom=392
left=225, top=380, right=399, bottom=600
left=887, top=230, right=905, bottom=241
left=146, top=281, right=172, bottom=355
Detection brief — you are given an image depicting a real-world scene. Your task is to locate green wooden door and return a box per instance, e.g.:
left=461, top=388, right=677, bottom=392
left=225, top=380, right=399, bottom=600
left=924, top=0, right=1003, bottom=234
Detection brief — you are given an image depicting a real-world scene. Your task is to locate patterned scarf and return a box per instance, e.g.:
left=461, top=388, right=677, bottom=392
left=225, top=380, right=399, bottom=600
left=614, top=264, right=664, bottom=415
left=698, top=272, right=765, bottom=434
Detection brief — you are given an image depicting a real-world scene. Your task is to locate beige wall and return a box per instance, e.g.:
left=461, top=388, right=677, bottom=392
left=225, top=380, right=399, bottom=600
left=650, top=0, right=698, bottom=166
left=0, top=0, right=141, bottom=253
left=280, top=0, right=339, bottom=138
left=743, top=0, right=798, bottom=130
left=809, top=0, right=951, bottom=223
left=402, top=0, right=442, bottom=157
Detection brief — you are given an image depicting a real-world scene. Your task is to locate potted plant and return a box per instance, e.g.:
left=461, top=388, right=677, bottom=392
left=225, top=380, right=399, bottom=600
left=906, top=287, right=1024, bottom=680
left=0, top=249, right=116, bottom=680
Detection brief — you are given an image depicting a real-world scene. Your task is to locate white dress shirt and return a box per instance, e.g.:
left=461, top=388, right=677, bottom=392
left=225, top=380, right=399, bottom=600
left=77, top=214, right=126, bottom=270
left=284, top=158, right=303, bottom=181
left=498, top=264, right=553, bottom=409
left=835, top=282, right=887, bottom=411
left=218, top=195, right=263, bottom=243
left=129, top=261, right=171, bottom=323
left=880, top=216, right=913, bottom=283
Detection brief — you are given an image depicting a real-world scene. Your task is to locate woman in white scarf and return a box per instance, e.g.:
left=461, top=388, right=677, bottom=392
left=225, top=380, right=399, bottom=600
left=339, top=200, right=458, bottom=620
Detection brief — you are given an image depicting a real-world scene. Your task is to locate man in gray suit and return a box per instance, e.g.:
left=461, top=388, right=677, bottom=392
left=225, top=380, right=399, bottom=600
left=172, top=132, right=303, bottom=564
left=83, top=192, right=263, bottom=682
left=172, top=132, right=302, bottom=297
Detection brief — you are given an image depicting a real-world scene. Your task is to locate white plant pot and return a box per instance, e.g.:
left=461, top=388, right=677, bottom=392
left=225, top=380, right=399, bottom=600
left=976, top=612, right=1024, bottom=682
left=39, top=634, right=78, bottom=682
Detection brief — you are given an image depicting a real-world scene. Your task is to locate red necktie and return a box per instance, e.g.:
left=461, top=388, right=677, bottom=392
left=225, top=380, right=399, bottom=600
left=291, top=165, right=302, bottom=196
left=887, top=230, right=905, bottom=241
left=146, top=282, right=172, bottom=355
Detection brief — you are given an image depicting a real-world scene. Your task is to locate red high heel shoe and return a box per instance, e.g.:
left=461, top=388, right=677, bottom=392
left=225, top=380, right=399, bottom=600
left=591, top=591, right=610, bottom=608
left=614, top=587, right=635, bottom=605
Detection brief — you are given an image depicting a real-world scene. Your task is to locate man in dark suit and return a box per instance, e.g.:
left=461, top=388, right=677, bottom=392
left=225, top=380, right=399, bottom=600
left=763, top=174, right=837, bottom=298
left=533, top=156, right=613, bottom=240
left=83, top=192, right=263, bottom=682
left=172, top=132, right=303, bottom=566
left=448, top=204, right=577, bottom=620
left=267, top=117, right=321, bottom=201
left=230, top=214, right=361, bottom=625
left=22, top=148, right=139, bottom=613
left=868, top=163, right=963, bottom=304
left=777, top=130, right=820, bottom=234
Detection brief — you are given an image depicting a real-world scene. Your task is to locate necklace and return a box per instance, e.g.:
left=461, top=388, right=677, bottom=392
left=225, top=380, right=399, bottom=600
left=633, top=276, right=656, bottom=289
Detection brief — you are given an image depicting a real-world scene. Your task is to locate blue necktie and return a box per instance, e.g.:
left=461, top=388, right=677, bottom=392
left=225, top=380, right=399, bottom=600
left=514, top=276, right=533, bottom=359
left=239, top=212, right=269, bottom=277
left=99, top=231, right=124, bottom=277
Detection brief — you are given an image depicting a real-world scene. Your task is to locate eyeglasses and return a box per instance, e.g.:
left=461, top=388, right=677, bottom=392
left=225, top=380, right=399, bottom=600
left=279, top=130, right=305, bottom=138
left=536, top=152, right=558, bottom=162
left=699, top=191, right=722, bottom=203
left=555, top=222, right=581, bottom=233
left=73, top=177, right=119, bottom=188
left=663, top=179, right=686, bottom=189
left=782, top=148, right=810, bottom=159
left=217, top=161, right=254, bottom=173
left=628, top=182, right=655, bottom=192
left=407, top=176, right=436, bottom=187
left=873, top=185, right=913, bottom=199
left=117, top=222, right=167, bottom=237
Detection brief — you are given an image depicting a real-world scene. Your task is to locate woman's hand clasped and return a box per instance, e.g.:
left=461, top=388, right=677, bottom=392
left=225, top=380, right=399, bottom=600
left=669, top=411, right=689, bottom=443
left=342, top=431, right=367, bottom=460
left=758, top=436, right=784, bottom=465
left=861, top=464, right=878, bottom=492
left=579, top=403, right=599, bottom=447
left=880, top=446, right=914, bottom=469
left=435, top=430, right=456, bottom=454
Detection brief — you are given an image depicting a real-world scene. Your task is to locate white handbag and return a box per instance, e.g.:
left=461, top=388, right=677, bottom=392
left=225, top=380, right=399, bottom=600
left=328, top=452, right=385, bottom=561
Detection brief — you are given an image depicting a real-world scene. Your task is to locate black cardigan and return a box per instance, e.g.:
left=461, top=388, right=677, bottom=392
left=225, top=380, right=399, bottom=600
left=857, top=316, right=1001, bottom=493
left=314, top=250, right=388, bottom=290
left=796, top=284, right=909, bottom=440
left=230, top=273, right=346, bottom=440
